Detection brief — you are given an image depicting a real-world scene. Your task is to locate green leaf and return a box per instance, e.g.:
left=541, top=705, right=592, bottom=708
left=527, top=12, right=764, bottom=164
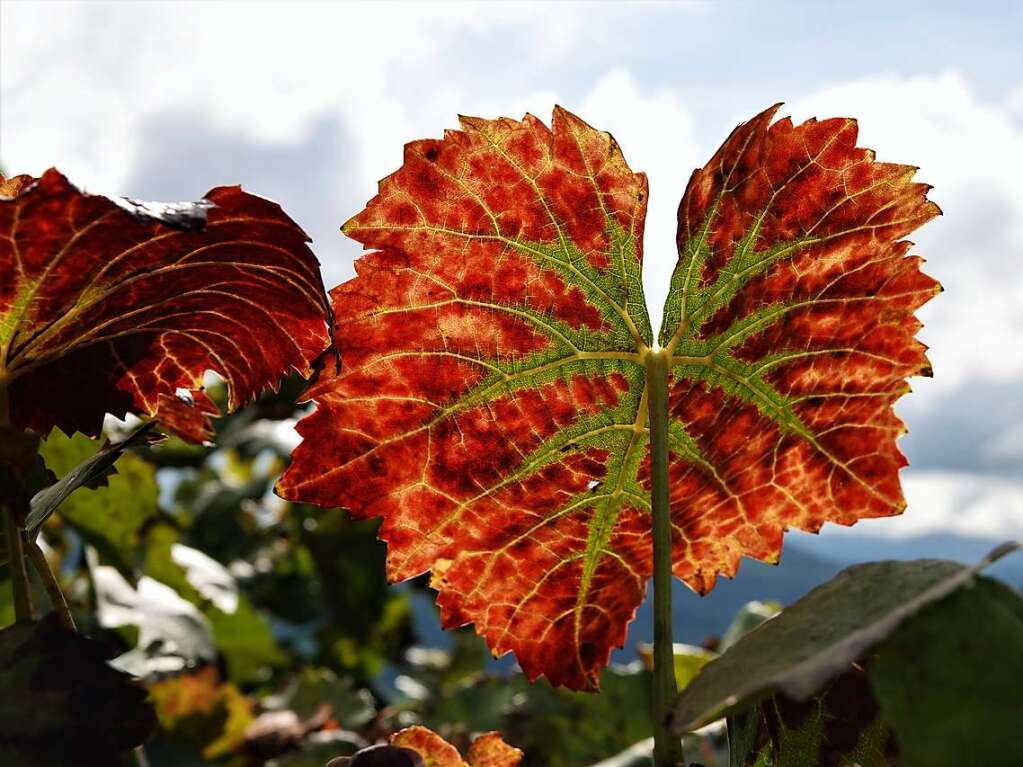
left=869, top=576, right=1023, bottom=766
left=638, top=642, right=716, bottom=690
left=671, top=542, right=1020, bottom=732
left=207, top=596, right=286, bottom=683
left=36, top=427, right=158, bottom=574
left=142, top=523, right=284, bottom=682
left=720, top=601, right=781, bottom=652
left=268, top=667, right=376, bottom=730
left=730, top=668, right=894, bottom=767
left=26, top=422, right=156, bottom=535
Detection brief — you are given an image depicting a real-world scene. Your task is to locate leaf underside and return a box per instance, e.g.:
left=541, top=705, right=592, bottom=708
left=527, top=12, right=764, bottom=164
left=0, top=169, right=332, bottom=442
left=279, top=106, right=939, bottom=688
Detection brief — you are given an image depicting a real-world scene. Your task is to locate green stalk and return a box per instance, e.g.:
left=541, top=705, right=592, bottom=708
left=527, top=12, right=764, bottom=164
left=2, top=498, right=33, bottom=622
left=28, top=541, right=75, bottom=631
left=1, top=380, right=34, bottom=624
left=646, top=350, right=684, bottom=767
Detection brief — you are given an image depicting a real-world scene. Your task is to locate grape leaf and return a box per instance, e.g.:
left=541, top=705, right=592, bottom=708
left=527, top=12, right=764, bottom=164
left=659, top=106, right=939, bottom=590
left=32, top=426, right=159, bottom=574
left=279, top=107, right=939, bottom=688
left=731, top=669, right=895, bottom=767
left=0, top=169, right=332, bottom=441
left=26, top=422, right=157, bottom=537
left=868, top=575, right=1023, bottom=767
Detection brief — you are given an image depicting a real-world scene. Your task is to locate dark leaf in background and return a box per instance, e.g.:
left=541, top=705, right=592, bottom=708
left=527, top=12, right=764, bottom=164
left=0, top=613, right=156, bottom=766
left=730, top=668, right=894, bottom=767
left=268, top=667, right=376, bottom=730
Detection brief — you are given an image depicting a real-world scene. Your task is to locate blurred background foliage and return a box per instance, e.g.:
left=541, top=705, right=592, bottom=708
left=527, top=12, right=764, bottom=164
left=3, top=375, right=1019, bottom=767
left=0, top=376, right=737, bottom=766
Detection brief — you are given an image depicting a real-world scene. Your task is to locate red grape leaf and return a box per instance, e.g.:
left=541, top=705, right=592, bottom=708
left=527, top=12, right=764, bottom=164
left=659, top=105, right=939, bottom=591
left=390, top=726, right=522, bottom=767
left=278, top=107, right=938, bottom=689
left=0, top=169, right=332, bottom=441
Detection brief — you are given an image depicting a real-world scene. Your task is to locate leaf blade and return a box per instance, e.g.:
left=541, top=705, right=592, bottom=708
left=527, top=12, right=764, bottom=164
left=0, top=170, right=332, bottom=441
left=280, top=109, right=654, bottom=689
left=661, top=107, right=941, bottom=590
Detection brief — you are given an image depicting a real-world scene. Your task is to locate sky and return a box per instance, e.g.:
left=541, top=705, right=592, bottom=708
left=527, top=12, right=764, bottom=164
left=2, top=0, right=1022, bottom=545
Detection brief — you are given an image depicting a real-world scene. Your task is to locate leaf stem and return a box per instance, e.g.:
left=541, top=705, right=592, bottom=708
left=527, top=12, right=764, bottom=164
left=0, top=381, right=9, bottom=428
left=0, top=378, right=35, bottom=624
left=27, top=540, right=75, bottom=631
left=2, top=488, right=34, bottom=623
left=646, top=349, right=685, bottom=767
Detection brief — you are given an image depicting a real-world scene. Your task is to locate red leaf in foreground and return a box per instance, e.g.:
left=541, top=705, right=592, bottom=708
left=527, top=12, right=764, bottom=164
left=279, top=106, right=939, bottom=688
left=659, top=106, right=940, bottom=591
left=0, top=170, right=332, bottom=441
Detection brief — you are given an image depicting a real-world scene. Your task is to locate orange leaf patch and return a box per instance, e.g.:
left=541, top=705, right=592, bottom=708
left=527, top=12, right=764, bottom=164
left=390, top=726, right=522, bottom=767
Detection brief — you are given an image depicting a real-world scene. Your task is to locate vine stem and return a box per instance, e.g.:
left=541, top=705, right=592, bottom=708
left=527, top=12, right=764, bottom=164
left=1, top=380, right=35, bottom=623
left=2, top=493, right=33, bottom=622
left=646, top=350, right=685, bottom=767
left=27, top=541, right=75, bottom=631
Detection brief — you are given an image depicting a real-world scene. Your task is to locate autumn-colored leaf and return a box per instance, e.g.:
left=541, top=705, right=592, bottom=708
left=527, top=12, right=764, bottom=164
left=390, top=726, right=522, bottom=767
left=0, top=169, right=331, bottom=441
left=659, top=105, right=939, bottom=590
left=278, top=106, right=939, bottom=689
left=148, top=666, right=254, bottom=760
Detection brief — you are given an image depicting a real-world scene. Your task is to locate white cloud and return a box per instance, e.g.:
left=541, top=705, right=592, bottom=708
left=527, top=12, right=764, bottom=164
left=0, top=1, right=581, bottom=193
left=822, top=470, right=1023, bottom=541
left=576, top=71, right=701, bottom=332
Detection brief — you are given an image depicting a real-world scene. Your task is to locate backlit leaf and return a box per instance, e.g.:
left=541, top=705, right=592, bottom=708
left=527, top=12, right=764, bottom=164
left=279, top=107, right=938, bottom=689
left=659, top=105, right=939, bottom=590
left=33, top=426, right=159, bottom=573
left=26, top=421, right=156, bottom=538
left=0, top=169, right=331, bottom=441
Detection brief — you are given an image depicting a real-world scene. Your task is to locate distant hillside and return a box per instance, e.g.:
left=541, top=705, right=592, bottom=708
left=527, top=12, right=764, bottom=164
left=785, top=530, right=1023, bottom=587
left=617, top=544, right=842, bottom=658
left=409, top=531, right=1022, bottom=670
